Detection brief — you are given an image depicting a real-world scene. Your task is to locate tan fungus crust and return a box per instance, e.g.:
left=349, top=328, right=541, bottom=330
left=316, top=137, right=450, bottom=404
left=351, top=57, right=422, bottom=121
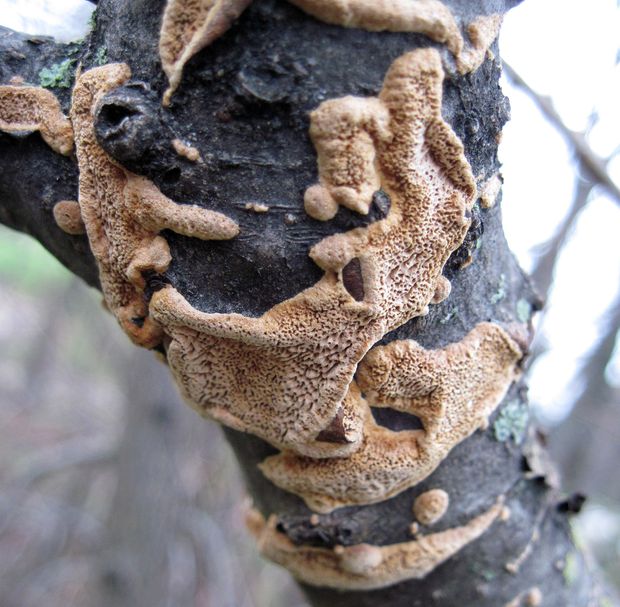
left=456, top=13, right=503, bottom=75
left=260, top=322, right=522, bottom=512
left=158, top=0, right=502, bottom=104
left=0, top=85, right=74, bottom=155
left=479, top=172, right=502, bottom=209
left=247, top=498, right=503, bottom=590
left=172, top=138, right=202, bottom=162
left=413, top=488, right=449, bottom=526
left=150, top=48, right=477, bottom=457
left=71, top=64, right=239, bottom=348
left=159, top=0, right=253, bottom=105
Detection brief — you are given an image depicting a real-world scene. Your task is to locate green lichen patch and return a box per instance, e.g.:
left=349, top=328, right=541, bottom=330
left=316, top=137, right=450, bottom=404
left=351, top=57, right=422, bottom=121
left=95, top=46, right=108, bottom=66
left=563, top=551, right=579, bottom=586
left=516, top=298, right=531, bottom=323
left=490, top=273, right=506, bottom=304
left=88, top=8, right=97, bottom=30
left=493, top=400, right=528, bottom=444
left=39, top=58, right=75, bottom=89
left=439, top=306, right=458, bottom=324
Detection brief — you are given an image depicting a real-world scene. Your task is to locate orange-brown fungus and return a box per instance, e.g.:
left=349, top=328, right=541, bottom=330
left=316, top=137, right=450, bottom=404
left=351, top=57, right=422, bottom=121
left=260, top=323, right=522, bottom=512
left=71, top=64, right=238, bottom=348
left=0, top=85, right=74, bottom=155
left=150, top=48, right=477, bottom=457
left=247, top=498, right=503, bottom=590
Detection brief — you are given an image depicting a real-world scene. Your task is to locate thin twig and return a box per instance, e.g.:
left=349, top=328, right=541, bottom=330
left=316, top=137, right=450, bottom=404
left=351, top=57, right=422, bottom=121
left=503, top=62, right=620, bottom=205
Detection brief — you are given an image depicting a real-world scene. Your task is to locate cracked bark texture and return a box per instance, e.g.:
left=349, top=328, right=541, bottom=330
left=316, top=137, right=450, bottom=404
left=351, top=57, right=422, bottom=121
left=0, top=1, right=609, bottom=605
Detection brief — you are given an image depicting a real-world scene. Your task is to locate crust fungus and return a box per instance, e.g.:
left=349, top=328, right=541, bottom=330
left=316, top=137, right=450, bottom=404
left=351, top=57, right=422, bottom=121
left=413, top=489, right=449, bottom=526
left=70, top=63, right=239, bottom=348
left=480, top=172, right=503, bottom=209
left=456, top=14, right=503, bottom=75
left=260, top=323, right=522, bottom=512
left=172, top=138, right=202, bottom=162
left=150, top=48, right=477, bottom=456
left=158, top=0, right=502, bottom=104
left=159, top=0, right=253, bottom=105
left=247, top=498, right=503, bottom=590
left=0, top=85, right=74, bottom=155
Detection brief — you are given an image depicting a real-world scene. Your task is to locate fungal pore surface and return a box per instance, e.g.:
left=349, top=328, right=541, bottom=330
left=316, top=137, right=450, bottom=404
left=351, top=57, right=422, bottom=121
left=0, top=85, right=74, bottom=155
left=260, top=322, right=522, bottom=512
left=150, top=47, right=479, bottom=459
left=70, top=64, right=239, bottom=347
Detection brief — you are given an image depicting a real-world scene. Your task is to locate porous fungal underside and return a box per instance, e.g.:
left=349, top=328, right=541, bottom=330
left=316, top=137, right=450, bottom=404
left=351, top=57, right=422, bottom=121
left=260, top=322, right=522, bottom=512
left=150, top=47, right=479, bottom=459
left=0, top=85, right=74, bottom=155
left=0, top=1, right=521, bottom=590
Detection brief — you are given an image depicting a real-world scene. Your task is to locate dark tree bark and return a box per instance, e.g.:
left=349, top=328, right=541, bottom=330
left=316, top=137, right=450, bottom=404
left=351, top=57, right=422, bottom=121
left=0, top=2, right=612, bottom=606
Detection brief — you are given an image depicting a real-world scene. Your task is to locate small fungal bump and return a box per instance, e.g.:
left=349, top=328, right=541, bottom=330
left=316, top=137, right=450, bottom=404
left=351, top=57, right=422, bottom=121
left=309, top=514, right=320, bottom=526
left=525, top=588, right=542, bottom=607
left=339, top=544, right=384, bottom=575
left=53, top=200, right=85, bottom=235
left=244, top=202, right=269, bottom=213
left=172, top=138, right=202, bottom=162
left=413, top=489, right=449, bottom=526
left=304, top=183, right=338, bottom=221
left=479, top=173, right=502, bottom=209
left=409, top=522, right=419, bottom=536
left=499, top=506, right=511, bottom=522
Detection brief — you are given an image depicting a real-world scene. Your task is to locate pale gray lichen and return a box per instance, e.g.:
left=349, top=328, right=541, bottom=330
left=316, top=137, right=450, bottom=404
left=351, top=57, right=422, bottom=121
left=95, top=46, right=108, bottom=66
left=493, top=400, right=528, bottom=444
left=39, top=59, right=75, bottom=89
left=490, top=273, right=506, bottom=304
left=439, top=306, right=458, bottom=324
left=516, top=298, right=531, bottom=323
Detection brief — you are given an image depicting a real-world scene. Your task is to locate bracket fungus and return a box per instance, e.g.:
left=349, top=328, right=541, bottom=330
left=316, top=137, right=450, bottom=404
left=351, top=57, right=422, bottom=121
left=150, top=47, right=477, bottom=457
left=260, top=322, right=522, bottom=512
left=247, top=498, right=504, bottom=590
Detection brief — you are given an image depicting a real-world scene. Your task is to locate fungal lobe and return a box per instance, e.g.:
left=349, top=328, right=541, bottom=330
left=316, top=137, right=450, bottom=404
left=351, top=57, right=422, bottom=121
left=0, top=84, right=74, bottom=155
left=150, top=48, right=477, bottom=458
left=247, top=497, right=503, bottom=590
left=70, top=63, right=238, bottom=348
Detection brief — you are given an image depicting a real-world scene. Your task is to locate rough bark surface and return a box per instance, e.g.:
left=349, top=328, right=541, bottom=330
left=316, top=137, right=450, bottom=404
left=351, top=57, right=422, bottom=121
left=0, top=1, right=608, bottom=605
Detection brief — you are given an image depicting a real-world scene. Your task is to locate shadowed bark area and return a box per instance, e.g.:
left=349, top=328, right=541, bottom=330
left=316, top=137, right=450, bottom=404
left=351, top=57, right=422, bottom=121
left=0, top=1, right=609, bottom=605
